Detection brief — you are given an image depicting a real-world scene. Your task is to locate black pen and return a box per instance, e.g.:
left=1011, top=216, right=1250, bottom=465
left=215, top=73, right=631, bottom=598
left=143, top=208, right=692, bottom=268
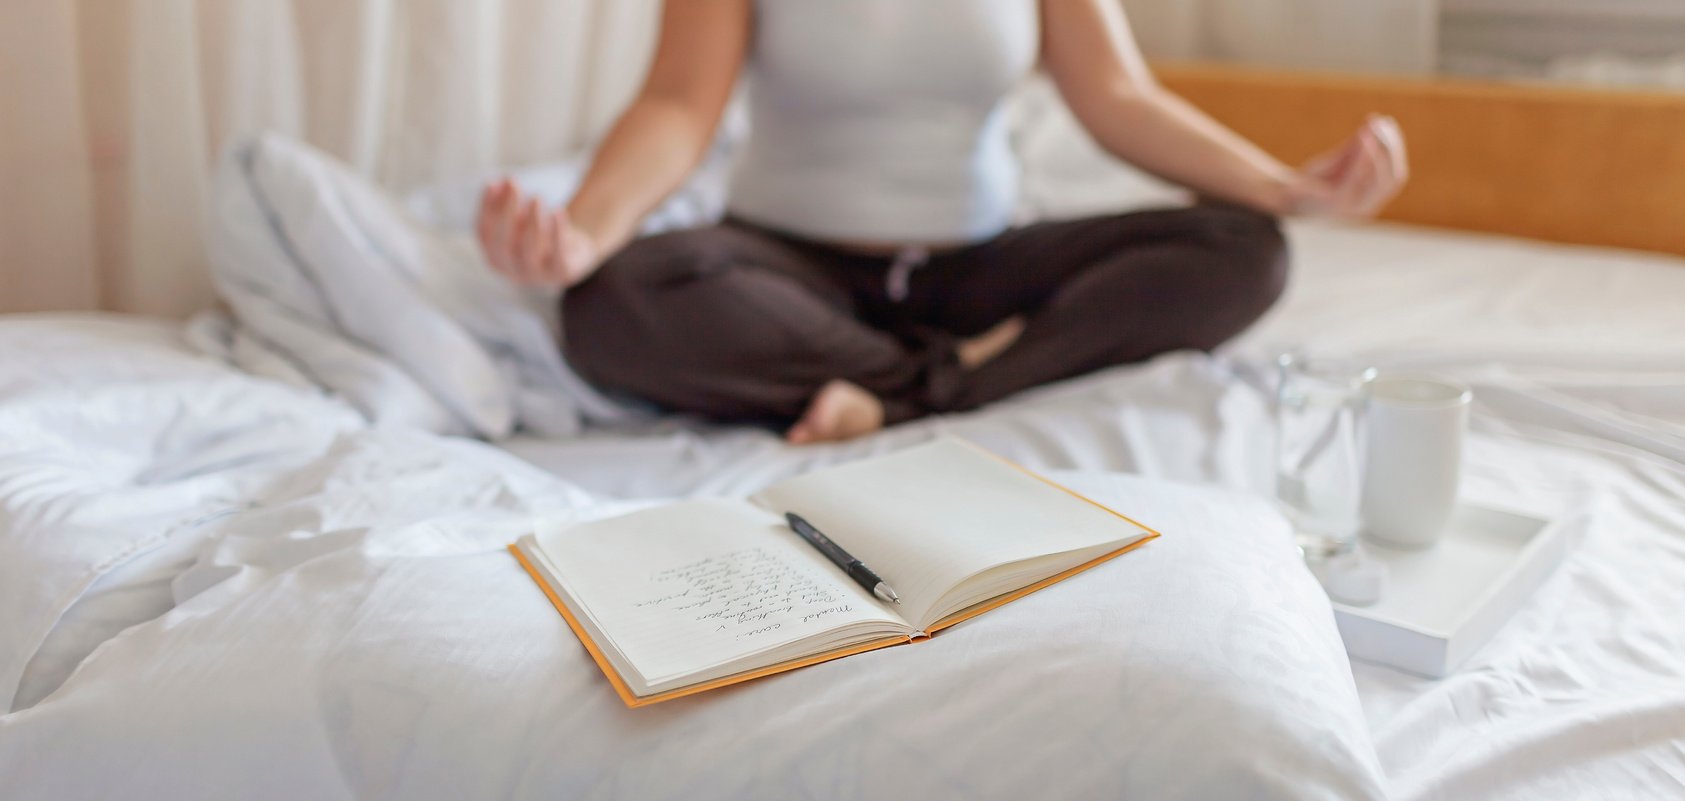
left=784, top=512, right=902, bottom=605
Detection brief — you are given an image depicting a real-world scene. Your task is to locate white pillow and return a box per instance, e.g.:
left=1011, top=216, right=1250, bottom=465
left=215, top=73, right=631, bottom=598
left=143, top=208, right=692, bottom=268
left=209, top=133, right=636, bottom=439
left=210, top=133, right=519, bottom=436
left=2, top=469, right=1384, bottom=800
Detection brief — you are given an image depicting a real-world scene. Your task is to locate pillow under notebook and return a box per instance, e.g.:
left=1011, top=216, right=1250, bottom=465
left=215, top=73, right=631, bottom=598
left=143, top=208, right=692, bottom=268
left=1, top=471, right=1384, bottom=801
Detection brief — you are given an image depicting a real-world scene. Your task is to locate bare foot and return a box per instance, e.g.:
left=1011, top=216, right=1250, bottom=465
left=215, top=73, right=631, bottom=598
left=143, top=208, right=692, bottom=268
left=957, top=316, right=1026, bottom=369
left=786, top=380, right=885, bottom=445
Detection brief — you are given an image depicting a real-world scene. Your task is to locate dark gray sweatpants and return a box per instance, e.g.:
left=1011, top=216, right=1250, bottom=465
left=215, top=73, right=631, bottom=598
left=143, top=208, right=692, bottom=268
left=562, top=204, right=1288, bottom=426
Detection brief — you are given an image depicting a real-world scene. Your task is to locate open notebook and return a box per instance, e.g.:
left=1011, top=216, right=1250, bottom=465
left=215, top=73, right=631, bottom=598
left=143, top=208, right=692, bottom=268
left=511, top=438, right=1159, bottom=707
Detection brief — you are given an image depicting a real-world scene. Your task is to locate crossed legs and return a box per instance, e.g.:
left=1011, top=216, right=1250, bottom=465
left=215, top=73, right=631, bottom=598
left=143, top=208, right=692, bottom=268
left=561, top=205, right=1288, bottom=442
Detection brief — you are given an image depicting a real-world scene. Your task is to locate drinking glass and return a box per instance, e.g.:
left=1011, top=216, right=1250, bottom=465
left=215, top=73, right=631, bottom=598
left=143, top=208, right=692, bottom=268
left=1274, top=353, right=1376, bottom=560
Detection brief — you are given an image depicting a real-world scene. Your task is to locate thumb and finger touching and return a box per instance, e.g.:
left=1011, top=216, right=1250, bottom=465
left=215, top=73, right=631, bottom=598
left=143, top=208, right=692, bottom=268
left=475, top=180, right=599, bottom=289
left=477, top=180, right=519, bottom=275
left=1299, top=114, right=1408, bottom=218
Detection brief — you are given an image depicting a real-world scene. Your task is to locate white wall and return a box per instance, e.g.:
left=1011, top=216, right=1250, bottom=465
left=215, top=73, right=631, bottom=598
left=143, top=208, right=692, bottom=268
left=1122, top=0, right=1440, bottom=74
left=1440, top=0, right=1685, bottom=84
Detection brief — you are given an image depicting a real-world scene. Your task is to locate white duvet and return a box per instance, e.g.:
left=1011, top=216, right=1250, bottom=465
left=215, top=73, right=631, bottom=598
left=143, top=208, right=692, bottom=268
left=4, top=214, right=1685, bottom=798
left=5, top=109, right=1685, bottom=796
left=1, top=318, right=1392, bottom=801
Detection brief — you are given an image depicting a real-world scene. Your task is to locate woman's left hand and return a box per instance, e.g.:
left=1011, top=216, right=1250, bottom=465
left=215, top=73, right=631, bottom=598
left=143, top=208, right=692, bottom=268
left=1287, top=114, right=1409, bottom=218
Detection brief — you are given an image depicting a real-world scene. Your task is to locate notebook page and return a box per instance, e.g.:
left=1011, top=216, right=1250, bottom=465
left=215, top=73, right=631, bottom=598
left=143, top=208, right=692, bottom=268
left=535, top=498, right=907, bottom=686
left=749, top=438, right=1151, bottom=628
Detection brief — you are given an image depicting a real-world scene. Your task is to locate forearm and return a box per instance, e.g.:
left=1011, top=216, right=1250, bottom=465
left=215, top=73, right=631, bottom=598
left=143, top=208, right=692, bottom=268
left=1081, top=84, right=1299, bottom=215
left=564, top=97, right=716, bottom=259
left=475, top=0, right=746, bottom=289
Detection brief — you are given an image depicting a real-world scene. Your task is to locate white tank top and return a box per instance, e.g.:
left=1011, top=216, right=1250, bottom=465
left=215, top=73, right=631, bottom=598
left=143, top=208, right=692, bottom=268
left=728, top=0, right=1040, bottom=245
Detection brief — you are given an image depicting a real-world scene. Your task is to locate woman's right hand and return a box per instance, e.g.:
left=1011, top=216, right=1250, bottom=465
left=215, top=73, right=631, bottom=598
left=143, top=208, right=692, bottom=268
left=476, top=179, right=602, bottom=289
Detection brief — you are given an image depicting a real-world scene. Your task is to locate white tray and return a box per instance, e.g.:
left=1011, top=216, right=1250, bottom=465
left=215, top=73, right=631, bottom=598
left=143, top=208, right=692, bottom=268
left=1331, top=503, right=1570, bottom=678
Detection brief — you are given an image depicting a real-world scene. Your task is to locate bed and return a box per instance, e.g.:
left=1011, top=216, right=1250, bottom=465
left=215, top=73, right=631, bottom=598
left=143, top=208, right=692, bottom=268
left=3, top=65, right=1683, bottom=800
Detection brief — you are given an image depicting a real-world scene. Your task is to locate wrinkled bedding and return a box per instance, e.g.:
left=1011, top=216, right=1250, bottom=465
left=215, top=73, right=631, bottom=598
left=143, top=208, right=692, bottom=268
left=2, top=215, right=1684, bottom=800
left=1, top=322, right=1395, bottom=801
left=497, top=219, right=1685, bottom=798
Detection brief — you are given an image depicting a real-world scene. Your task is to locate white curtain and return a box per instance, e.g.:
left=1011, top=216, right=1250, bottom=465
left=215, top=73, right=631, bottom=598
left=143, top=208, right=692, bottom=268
left=0, top=0, right=660, bottom=317
left=1, top=0, right=1438, bottom=317
left=1123, top=0, right=1439, bottom=74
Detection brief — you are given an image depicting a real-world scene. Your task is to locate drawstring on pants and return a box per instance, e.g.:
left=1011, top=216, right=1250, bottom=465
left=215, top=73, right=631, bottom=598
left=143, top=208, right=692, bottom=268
left=885, top=246, right=930, bottom=302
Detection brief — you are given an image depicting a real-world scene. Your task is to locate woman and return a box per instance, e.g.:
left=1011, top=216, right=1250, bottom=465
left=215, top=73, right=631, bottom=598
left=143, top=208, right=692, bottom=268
left=477, top=0, right=1406, bottom=443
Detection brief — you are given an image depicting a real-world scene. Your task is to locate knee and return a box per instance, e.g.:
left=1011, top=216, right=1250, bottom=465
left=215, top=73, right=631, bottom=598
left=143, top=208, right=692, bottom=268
left=1197, top=205, right=1290, bottom=312
left=559, top=230, right=716, bottom=386
left=566, top=229, right=712, bottom=310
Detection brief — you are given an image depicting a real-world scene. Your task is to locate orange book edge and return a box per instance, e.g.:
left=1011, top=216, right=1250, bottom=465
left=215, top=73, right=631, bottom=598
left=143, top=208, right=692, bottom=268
left=509, top=460, right=1161, bottom=708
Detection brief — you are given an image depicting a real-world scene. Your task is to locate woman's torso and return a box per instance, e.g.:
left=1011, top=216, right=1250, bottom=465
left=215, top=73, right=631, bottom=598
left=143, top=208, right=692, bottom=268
left=728, top=0, right=1040, bottom=249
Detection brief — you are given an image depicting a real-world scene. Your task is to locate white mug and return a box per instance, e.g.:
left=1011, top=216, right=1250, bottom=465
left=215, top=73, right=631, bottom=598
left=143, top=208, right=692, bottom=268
left=1360, top=374, right=1472, bottom=548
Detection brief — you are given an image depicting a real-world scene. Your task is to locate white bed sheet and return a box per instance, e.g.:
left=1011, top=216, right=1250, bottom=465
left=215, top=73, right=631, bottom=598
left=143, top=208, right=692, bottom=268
left=501, top=218, right=1685, bottom=798
left=1, top=218, right=1682, bottom=799
left=503, top=219, right=1685, bottom=500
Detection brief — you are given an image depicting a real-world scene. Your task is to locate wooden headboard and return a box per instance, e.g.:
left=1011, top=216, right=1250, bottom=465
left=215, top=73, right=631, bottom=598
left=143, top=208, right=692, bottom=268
left=1155, top=63, right=1685, bottom=257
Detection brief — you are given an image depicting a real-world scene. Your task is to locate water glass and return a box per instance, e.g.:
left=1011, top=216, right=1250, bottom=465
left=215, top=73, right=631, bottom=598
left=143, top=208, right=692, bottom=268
left=1274, top=353, right=1376, bottom=560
